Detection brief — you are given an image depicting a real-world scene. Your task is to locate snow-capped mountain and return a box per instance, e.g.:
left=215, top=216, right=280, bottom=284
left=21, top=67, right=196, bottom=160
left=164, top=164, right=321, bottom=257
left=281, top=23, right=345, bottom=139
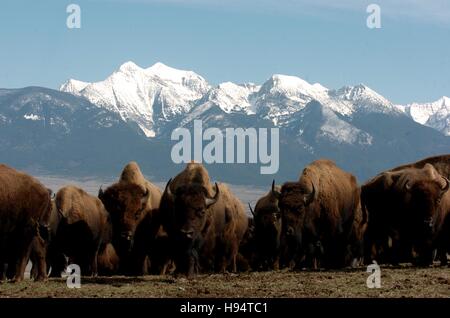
left=399, top=96, right=450, bottom=136
left=1, top=62, right=448, bottom=185
left=61, top=61, right=411, bottom=138
left=61, top=62, right=209, bottom=137
left=61, top=61, right=449, bottom=140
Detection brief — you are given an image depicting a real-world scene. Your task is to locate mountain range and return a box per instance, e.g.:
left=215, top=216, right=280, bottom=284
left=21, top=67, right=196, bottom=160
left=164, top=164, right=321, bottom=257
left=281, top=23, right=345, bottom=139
left=0, top=61, right=449, bottom=186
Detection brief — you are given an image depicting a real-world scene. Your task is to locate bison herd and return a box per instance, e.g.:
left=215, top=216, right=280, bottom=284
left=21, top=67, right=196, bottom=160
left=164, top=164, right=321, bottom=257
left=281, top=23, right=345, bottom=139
left=0, top=155, right=449, bottom=282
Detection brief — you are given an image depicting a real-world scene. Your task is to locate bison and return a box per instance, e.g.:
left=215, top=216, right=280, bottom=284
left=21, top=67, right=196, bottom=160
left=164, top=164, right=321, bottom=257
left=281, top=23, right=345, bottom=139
left=50, top=186, right=112, bottom=276
left=278, top=159, right=363, bottom=269
left=390, top=154, right=450, bottom=179
left=99, top=161, right=162, bottom=275
left=161, top=162, right=248, bottom=276
left=362, top=163, right=450, bottom=265
left=0, top=164, right=52, bottom=282
left=248, top=181, right=282, bottom=271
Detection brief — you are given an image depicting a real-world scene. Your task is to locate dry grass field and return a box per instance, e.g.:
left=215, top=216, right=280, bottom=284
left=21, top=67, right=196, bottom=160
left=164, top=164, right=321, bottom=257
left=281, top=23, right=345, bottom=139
left=0, top=265, right=448, bottom=298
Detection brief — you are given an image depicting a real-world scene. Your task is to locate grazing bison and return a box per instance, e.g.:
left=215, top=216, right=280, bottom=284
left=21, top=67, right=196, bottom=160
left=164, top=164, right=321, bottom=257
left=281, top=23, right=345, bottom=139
left=29, top=197, right=67, bottom=279
left=161, top=163, right=248, bottom=276
left=99, top=162, right=162, bottom=275
left=51, top=186, right=112, bottom=276
left=0, top=164, right=52, bottom=282
left=362, top=163, right=450, bottom=265
left=248, top=181, right=282, bottom=271
left=278, top=159, right=362, bottom=269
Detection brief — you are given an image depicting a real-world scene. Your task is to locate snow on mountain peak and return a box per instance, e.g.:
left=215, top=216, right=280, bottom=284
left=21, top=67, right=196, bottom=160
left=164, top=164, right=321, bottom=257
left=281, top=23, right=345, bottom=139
left=329, top=84, right=396, bottom=115
left=262, top=74, right=328, bottom=97
left=59, top=79, right=89, bottom=95
left=401, top=96, right=450, bottom=135
left=59, top=62, right=449, bottom=138
left=118, top=61, right=142, bottom=73
left=145, top=62, right=209, bottom=93
left=202, top=82, right=259, bottom=114
left=60, top=61, right=211, bottom=138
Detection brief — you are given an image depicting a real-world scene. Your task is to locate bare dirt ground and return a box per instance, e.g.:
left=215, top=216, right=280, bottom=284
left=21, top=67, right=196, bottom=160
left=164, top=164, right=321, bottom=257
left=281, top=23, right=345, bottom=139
left=1, top=265, right=449, bottom=298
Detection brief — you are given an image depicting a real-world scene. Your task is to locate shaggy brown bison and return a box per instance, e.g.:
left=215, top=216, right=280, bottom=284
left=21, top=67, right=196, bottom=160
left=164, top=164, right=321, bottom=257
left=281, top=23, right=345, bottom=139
left=99, top=161, right=162, bottom=275
left=362, top=163, right=450, bottom=265
left=29, top=197, right=66, bottom=279
left=248, top=181, right=282, bottom=271
left=161, top=163, right=248, bottom=276
left=278, top=159, right=363, bottom=269
left=0, top=164, right=52, bottom=282
left=51, top=186, right=112, bottom=276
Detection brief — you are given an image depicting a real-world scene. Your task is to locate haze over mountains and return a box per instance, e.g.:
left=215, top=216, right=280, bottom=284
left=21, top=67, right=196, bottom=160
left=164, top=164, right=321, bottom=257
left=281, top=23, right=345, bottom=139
left=0, top=62, right=449, bottom=185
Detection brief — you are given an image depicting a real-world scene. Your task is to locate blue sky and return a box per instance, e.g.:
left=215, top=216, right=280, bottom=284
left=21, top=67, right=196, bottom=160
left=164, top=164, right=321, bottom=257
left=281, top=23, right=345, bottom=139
left=0, top=0, right=449, bottom=104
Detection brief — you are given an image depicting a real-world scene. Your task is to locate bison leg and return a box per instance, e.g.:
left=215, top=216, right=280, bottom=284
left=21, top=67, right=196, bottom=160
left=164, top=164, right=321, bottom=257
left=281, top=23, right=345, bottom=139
left=13, top=242, right=33, bottom=282
left=91, top=250, right=99, bottom=277
left=30, top=236, right=48, bottom=281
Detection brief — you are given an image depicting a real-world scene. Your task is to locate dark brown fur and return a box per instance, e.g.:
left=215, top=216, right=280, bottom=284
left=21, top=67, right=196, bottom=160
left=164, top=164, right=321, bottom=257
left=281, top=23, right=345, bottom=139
left=362, top=163, right=448, bottom=265
left=0, top=164, right=52, bottom=282
left=99, top=162, right=162, bottom=275
left=249, top=182, right=282, bottom=270
left=52, top=186, right=112, bottom=276
left=161, top=163, right=248, bottom=276
left=278, top=159, right=362, bottom=269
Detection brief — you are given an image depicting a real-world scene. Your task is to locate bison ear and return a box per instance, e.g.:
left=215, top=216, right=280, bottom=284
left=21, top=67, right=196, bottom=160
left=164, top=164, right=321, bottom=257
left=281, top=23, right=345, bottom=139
left=304, top=183, right=316, bottom=206
left=271, top=180, right=281, bottom=199
left=248, top=203, right=256, bottom=217
left=205, top=182, right=220, bottom=208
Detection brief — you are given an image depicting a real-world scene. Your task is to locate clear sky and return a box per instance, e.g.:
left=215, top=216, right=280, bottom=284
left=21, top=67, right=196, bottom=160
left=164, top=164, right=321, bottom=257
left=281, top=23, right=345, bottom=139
left=0, top=0, right=449, bottom=104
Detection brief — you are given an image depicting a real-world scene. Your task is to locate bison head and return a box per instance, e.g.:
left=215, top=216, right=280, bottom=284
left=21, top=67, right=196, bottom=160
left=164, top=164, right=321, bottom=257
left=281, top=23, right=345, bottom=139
left=163, top=179, right=219, bottom=274
left=404, top=176, right=449, bottom=263
left=98, top=183, right=150, bottom=252
left=249, top=181, right=282, bottom=251
left=278, top=181, right=315, bottom=246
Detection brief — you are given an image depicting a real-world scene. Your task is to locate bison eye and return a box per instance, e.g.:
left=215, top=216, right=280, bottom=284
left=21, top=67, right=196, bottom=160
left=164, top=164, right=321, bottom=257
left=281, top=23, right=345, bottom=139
left=196, top=208, right=205, bottom=216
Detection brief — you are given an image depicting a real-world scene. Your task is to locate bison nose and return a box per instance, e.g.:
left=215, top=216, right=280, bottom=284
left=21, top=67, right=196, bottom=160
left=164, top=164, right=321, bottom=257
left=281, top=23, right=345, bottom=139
left=121, top=231, right=133, bottom=241
left=286, top=226, right=295, bottom=236
left=181, top=229, right=194, bottom=240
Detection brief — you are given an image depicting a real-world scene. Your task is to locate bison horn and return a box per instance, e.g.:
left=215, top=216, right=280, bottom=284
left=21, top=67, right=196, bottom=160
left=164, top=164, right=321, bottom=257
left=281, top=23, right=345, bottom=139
left=141, top=188, right=150, bottom=206
left=304, top=183, right=315, bottom=206
left=405, top=181, right=412, bottom=191
left=98, top=185, right=104, bottom=199
left=205, top=182, right=220, bottom=208
left=164, top=178, right=174, bottom=200
left=248, top=203, right=256, bottom=217
left=271, top=180, right=281, bottom=199
left=441, top=177, right=450, bottom=194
